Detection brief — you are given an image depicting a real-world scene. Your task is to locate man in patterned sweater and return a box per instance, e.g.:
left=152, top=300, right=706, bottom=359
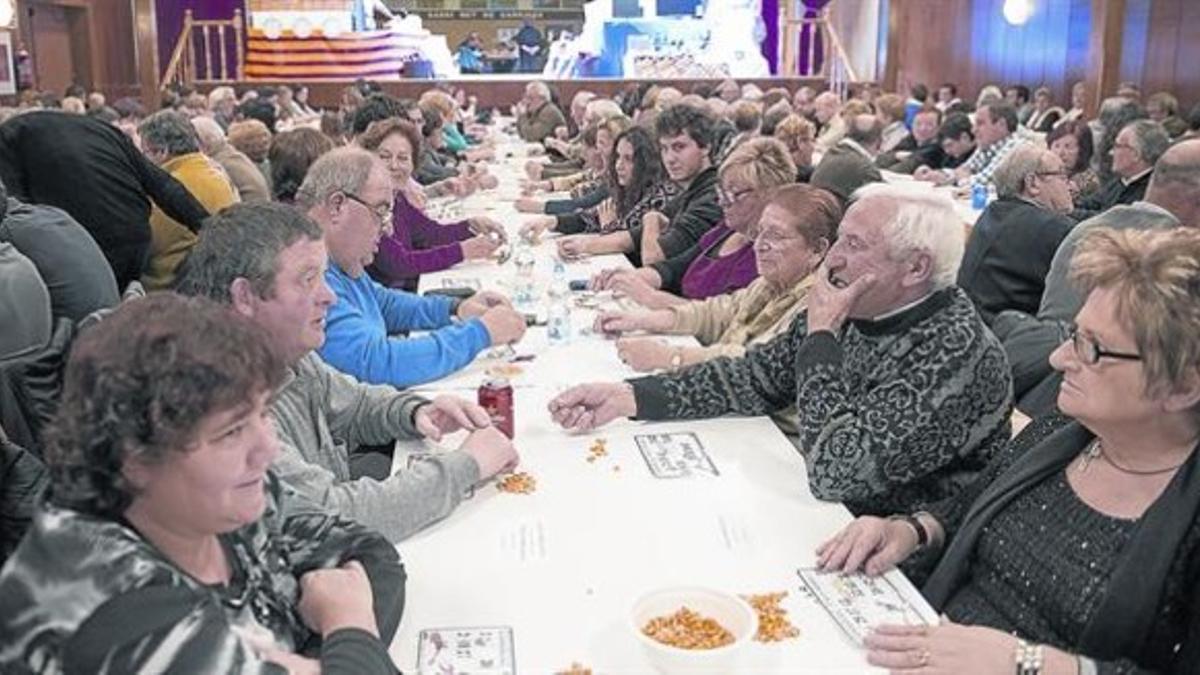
left=549, top=184, right=1013, bottom=516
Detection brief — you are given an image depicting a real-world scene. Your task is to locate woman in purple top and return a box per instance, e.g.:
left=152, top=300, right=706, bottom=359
left=357, top=118, right=506, bottom=291
left=593, top=137, right=798, bottom=308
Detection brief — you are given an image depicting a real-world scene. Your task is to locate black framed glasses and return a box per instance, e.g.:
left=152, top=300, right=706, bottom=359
left=343, top=192, right=393, bottom=227
left=1068, top=326, right=1141, bottom=365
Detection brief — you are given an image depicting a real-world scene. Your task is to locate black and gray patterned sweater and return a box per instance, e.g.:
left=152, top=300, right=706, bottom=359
left=631, top=287, right=1013, bottom=516
left=0, top=474, right=404, bottom=674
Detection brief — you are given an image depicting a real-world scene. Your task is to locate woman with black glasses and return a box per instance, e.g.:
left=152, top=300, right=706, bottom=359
left=820, top=226, right=1200, bottom=675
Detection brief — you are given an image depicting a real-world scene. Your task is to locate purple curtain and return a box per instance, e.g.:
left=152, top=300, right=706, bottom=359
left=760, top=0, right=780, bottom=75
left=156, top=0, right=246, bottom=81
left=797, top=0, right=832, bottom=76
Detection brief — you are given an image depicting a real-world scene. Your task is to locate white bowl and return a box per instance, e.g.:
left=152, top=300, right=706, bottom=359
left=630, top=586, right=758, bottom=674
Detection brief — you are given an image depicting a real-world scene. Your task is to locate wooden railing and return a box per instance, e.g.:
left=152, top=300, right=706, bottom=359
left=780, top=3, right=859, bottom=95
left=160, top=8, right=245, bottom=92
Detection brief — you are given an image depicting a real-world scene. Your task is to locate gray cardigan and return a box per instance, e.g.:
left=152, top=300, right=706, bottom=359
left=271, top=352, right=481, bottom=541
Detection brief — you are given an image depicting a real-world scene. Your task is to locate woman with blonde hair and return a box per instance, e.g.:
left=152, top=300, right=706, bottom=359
left=589, top=136, right=798, bottom=307
left=820, top=226, right=1200, bottom=674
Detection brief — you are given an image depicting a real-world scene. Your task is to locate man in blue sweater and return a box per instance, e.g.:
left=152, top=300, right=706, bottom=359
left=297, top=147, right=526, bottom=388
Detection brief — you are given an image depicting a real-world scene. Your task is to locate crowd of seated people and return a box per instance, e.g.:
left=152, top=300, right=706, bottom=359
left=1, top=73, right=1198, bottom=674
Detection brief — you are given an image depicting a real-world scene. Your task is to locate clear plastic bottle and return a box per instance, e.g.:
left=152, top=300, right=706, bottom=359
left=512, top=243, right=536, bottom=306
left=547, top=294, right=571, bottom=345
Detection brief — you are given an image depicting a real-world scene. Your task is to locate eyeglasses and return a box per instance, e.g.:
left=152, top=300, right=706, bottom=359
left=716, top=187, right=757, bottom=208
left=1036, top=170, right=1069, bottom=181
left=343, top=192, right=393, bottom=227
left=1067, top=326, right=1141, bottom=365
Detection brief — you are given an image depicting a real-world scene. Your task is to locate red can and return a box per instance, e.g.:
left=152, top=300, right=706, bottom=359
left=478, top=377, right=515, bottom=438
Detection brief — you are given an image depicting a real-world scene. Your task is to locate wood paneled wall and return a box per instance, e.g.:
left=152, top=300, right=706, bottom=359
left=15, top=0, right=139, bottom=99
left=885, top=0, right=1200, bottom=112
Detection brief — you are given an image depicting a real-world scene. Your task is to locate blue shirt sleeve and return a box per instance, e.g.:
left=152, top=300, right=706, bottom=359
left=320, top=268, right=493, bottom=388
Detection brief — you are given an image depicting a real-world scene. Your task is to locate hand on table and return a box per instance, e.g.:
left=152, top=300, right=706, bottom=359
left=519, top=216, right=556, bottom=242
left=478, top=305, right=527, bottom=345
left=515, top=197, right=545, bottom=213
left=460, top=425, right=519, bottom=479
left=524, top=160, right=544, bottom=180
left=298, top=560, right=378, bottom=638
left=556, top=235, right=591, bottom=260
left=806, top=264, right=876, bottom=335
left=414, top=395, right=492, bottom=441
left=260, top=649, right=320, bottom=675
left=864, top=622, right=1019, bottom=675
left=815, top=515, right=921, bottom=576
left=547, top=382, right=637, bottom=432
left=458, top=290, right=513, bottom=318
left=474, top=173, right=499, bottom=190
left=593, top=309, right=671, bottom=335
left=616, top=337, right=674, bottom=372
left=461, top=234, right=502, bottom=260
left=608, top=272, right=668, bottom=309
left=596, top=198, right=617, bottom=229
left=447, top=176, right=475, bottom=197
left=468, top=216, right=507, bottom=243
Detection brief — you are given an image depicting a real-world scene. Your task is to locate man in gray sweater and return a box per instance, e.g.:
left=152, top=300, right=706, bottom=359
left=177, top=201, right=519, bottom=541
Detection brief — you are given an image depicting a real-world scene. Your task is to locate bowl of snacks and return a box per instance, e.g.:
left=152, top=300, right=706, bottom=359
left=630, top=586, right=758, bottom=673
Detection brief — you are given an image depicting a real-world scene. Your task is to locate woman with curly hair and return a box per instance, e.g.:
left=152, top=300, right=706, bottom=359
left=0, top=294, right=406, bottom=673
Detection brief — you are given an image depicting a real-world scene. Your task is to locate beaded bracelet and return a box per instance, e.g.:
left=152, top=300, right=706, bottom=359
left=1014, top=639, right=1044, bottom=675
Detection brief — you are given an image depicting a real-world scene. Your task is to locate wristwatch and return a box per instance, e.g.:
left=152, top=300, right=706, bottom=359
left=889, top=513, right=929, bottom=549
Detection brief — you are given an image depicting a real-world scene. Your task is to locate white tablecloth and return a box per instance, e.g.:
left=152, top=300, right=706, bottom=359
left=387, top=133, right=934, bottom=674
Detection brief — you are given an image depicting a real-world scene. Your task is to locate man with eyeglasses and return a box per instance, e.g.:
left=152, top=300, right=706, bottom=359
left=297, top=147, right=527, bottom=389
left=549, top=183, right=1012, bottom=517
left=957, top=145, right=1075, bottom=324
left=993, top=138, right=1200, bottom=416
left=1071, top=119, right=1169, bottom=221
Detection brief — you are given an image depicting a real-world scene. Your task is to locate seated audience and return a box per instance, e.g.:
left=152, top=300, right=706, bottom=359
left=226, top=118, right=274, bottom=191
left=0, top=294, right=406, bottom=673
left=935, top=83, right=962, bottom=113
left=556, top=105, right=723, bottom=266
left=517, top=115, right=628, bottom=217
left=810, top=114, right=885, bottom=203
left=591, top=137, right=797, bottom=308
left=995, top=139, right=1200, bottom=416
left=596, top=184, right=840, bottom=432
left=1146, top=91, right=1189, bottom=138
left=876, top=104, right=942, bottom=171
left=1025, top=86, right=1064, bottom=132
left=357, top=119, right=504, bottom=291
left=1006, top=84, right=1034, bottom=125
left=0, top=178, right=119, bottom=322
left=0, top=110, right=209, bottom=290
left=773, top=113, right=817, bottom=182
left=874, top=94, right=909, bottom=153
left=296, top=148, right=526, bottom=388
left=524, top=126, right=680, bottom=240
left=1046, top=119, right=1099, bottom=199
left=138, top=109, right=239, bottom=290
left=549, top=184, right=1012, bottom=516
left=820, top=226, right=1200, bottom=675
left=1055, top=81, right=1087, bottom=128
left=515, top=81, right=567, bottom=144
left=176, top=202, right=518, bottom=542
left=0, top=427, right=46, bottom=566
left=957, top=145, right=1075, bottom=323
left=0, top=243, right=51, bottom=362
left=1073, top=119, right=1168, bottom=220
left=191, top=115, right=271, bottom=202
left=269, top=127, right=336, bottom=203
left=916, top=103, right=1024, bottom=188
left=812, top=92, right=845, bottom=152
left=1091, top=97, right=1146, bottom=182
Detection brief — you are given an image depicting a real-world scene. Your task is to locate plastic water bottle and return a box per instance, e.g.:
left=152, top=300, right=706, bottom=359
left=512, top=243, right=535, bottom=306
left=971, top=183, right=988, bottom=211
left=547, top=295, right=571, bottom=345
left=551, top=258, right=568, bottom=292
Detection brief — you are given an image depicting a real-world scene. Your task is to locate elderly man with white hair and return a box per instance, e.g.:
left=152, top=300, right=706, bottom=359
left=191, top=116, right=270, bottom=202
left=548, top=184, right=1013, bottom=516
left=515, top=81, right=566, bottom=144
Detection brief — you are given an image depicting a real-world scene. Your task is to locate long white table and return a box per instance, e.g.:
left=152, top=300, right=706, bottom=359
left=387, top=134, right=934, bottom=674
